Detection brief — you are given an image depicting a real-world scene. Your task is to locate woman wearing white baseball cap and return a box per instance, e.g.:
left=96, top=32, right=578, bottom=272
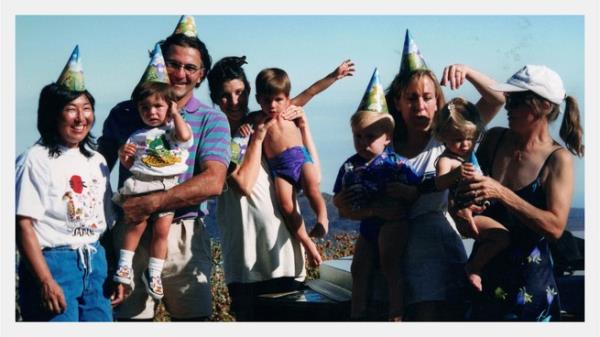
left=456, top=64, right=583, bottom=321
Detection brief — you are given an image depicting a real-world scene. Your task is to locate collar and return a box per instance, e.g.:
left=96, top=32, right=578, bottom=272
left=182, top=96, right=201, bottom=114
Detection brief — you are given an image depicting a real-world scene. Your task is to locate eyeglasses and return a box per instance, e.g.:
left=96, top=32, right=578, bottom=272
left=165, top=60, right=203, bottom=75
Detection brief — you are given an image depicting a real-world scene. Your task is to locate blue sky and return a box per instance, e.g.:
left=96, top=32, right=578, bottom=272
left=14, top=15, right=585, bottom=207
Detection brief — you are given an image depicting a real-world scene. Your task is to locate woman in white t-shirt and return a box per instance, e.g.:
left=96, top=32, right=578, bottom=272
left=16, top=77, right=115, bottom=321
left=207, top=56, right=354, bottom=320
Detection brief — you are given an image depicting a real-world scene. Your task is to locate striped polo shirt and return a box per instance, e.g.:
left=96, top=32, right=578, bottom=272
left=99, top=96, right=231, bottom=219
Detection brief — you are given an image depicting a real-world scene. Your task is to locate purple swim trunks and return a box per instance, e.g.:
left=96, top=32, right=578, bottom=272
left=268, top=146, right=313, bottom=189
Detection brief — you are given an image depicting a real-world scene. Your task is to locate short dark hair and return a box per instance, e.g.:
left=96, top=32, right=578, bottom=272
left=255, top=68, right=291, bottom=98
left=37, top=83, right=96, bottom=158
left=207, top=56, right=251, bottom=110
left=131, top=81, right=176, bottom=106
left=160, top=33, right=212, bottom=88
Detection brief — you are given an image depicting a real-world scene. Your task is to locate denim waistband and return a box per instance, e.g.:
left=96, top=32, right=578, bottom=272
left=42, top=241, right=100, bottom=273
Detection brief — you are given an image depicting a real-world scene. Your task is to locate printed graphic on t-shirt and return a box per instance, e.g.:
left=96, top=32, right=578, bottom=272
left=140, top=133, right=182, bottom=168
left=62, top=174, right=104, bottom=237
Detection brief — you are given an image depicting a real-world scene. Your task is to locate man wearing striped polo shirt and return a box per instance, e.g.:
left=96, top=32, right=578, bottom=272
left=98, top=24, right=230, bottom=321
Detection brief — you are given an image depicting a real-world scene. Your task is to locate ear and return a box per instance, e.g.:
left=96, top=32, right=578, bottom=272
left=541, top=100, right=553, bottom=114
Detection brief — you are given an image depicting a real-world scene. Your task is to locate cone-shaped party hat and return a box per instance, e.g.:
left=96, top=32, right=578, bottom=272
left=356, top=68, right=388, bottom=113
left=57, top=45, right=85, bottom=91
left=172, top=15, right=198, bottom=37
left=399, top=29, right=428, bottom=77
left=139, top=42, right=170, bottom=85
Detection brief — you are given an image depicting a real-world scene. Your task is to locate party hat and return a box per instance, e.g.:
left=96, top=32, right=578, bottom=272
left=399, top=29, right=428, bottom=77
left=356, top=68, right=388, bottom=113
left=172, top=15, right=198, bottom=37
left=139, top=42, right=170, bottom=85
left=57, top=45, right=85, bottom=91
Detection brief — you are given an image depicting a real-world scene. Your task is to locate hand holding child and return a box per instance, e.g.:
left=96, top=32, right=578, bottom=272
left=118, top=143, right=137, bottom=169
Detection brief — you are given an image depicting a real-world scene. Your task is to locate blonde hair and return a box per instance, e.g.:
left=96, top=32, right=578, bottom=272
left=432, top=97, right=484, bottom=143
left=351, top=110, right=395, bottom=138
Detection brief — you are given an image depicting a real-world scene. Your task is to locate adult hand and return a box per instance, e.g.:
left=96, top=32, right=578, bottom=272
left=118, top=143, right=137, bottom=169
left=456, top=174, right=504, bottom=206
left=252, top=115, right=275, bottom=142
left=110, top=282, right=131, bottom=307
left=441, top=64, right=471, bottom=90
left=40, top=278, right=67, bottom=315
left=121, top=191, right=162, bottom=225
left=332, top=59, right=356, bottom=80
left=282, top=104, right=305, bottom=121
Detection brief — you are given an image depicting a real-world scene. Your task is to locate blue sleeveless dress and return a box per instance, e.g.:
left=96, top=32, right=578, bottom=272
left=470, top=131, right=562, bottom=321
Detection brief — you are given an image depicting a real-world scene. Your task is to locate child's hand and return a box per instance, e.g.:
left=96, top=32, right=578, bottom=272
left=167, top=100, right=179, bottom=121
left=118, top=143, right=137, bottom=169
left=238, top=123, right=253, bottom=137
left=331, top=59, right=355, bottom=80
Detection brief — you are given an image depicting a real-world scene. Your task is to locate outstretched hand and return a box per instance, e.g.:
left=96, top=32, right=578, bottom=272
left=332, top=59, right=355, bottom=80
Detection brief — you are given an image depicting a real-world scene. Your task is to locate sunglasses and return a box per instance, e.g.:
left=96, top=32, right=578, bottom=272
left=505, top=92, right=537, bottom=109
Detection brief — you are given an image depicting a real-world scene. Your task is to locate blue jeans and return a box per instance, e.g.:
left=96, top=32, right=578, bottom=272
left=18, top=241, right=112, bottom=321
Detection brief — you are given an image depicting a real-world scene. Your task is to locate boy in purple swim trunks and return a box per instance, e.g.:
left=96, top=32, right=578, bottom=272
left=255, top=68, right=328, bottom=267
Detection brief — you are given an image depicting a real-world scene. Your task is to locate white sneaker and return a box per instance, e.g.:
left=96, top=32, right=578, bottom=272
left=113, top=265, right=133, bottom=285
left=142, top=269, right=164, bottom=300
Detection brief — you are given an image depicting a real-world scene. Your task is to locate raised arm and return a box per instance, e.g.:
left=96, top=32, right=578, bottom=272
left=291, top=59, right=355, bottom=107
left=170, top=101, right=192, bottom=142
left=228, top=117, right=275, bottom=196
left=441, top=64, right=505, bottom=124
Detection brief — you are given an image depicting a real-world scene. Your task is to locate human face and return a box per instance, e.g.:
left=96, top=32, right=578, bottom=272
left=137, top=93, right=169, bottom=127
left=443, top=129, right=476, bottom=158
left=395, top=76, right=438, bottom=133
left=257, top=92, right=290, bottom=117
left=352, top=116, right=391, bottom=161
left=505, top=92, right=537, bottom=131
left=165, top=44, right=204, bottom=104
left=58, top=94, right=94, bottom=148
left=219, top=79, right=248, bottom=122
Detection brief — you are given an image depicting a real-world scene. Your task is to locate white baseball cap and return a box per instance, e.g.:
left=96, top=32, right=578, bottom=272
left=490, top=65, right=566, bottom=104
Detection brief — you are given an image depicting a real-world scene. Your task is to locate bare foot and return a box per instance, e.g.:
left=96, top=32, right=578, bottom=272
left=309, top=221, right=328, bottom=238
left=304, top=240, right=322, bottom=267
left=468, top=272, right=483, bottom=292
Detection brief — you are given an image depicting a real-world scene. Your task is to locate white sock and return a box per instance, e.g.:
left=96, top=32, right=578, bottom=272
left=118, top=249, right=135, bottom=269
left=148, top=257, right=165, bottom=278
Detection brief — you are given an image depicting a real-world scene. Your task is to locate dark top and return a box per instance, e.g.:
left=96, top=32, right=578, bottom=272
left=470, top=129, right=562, bottom=321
